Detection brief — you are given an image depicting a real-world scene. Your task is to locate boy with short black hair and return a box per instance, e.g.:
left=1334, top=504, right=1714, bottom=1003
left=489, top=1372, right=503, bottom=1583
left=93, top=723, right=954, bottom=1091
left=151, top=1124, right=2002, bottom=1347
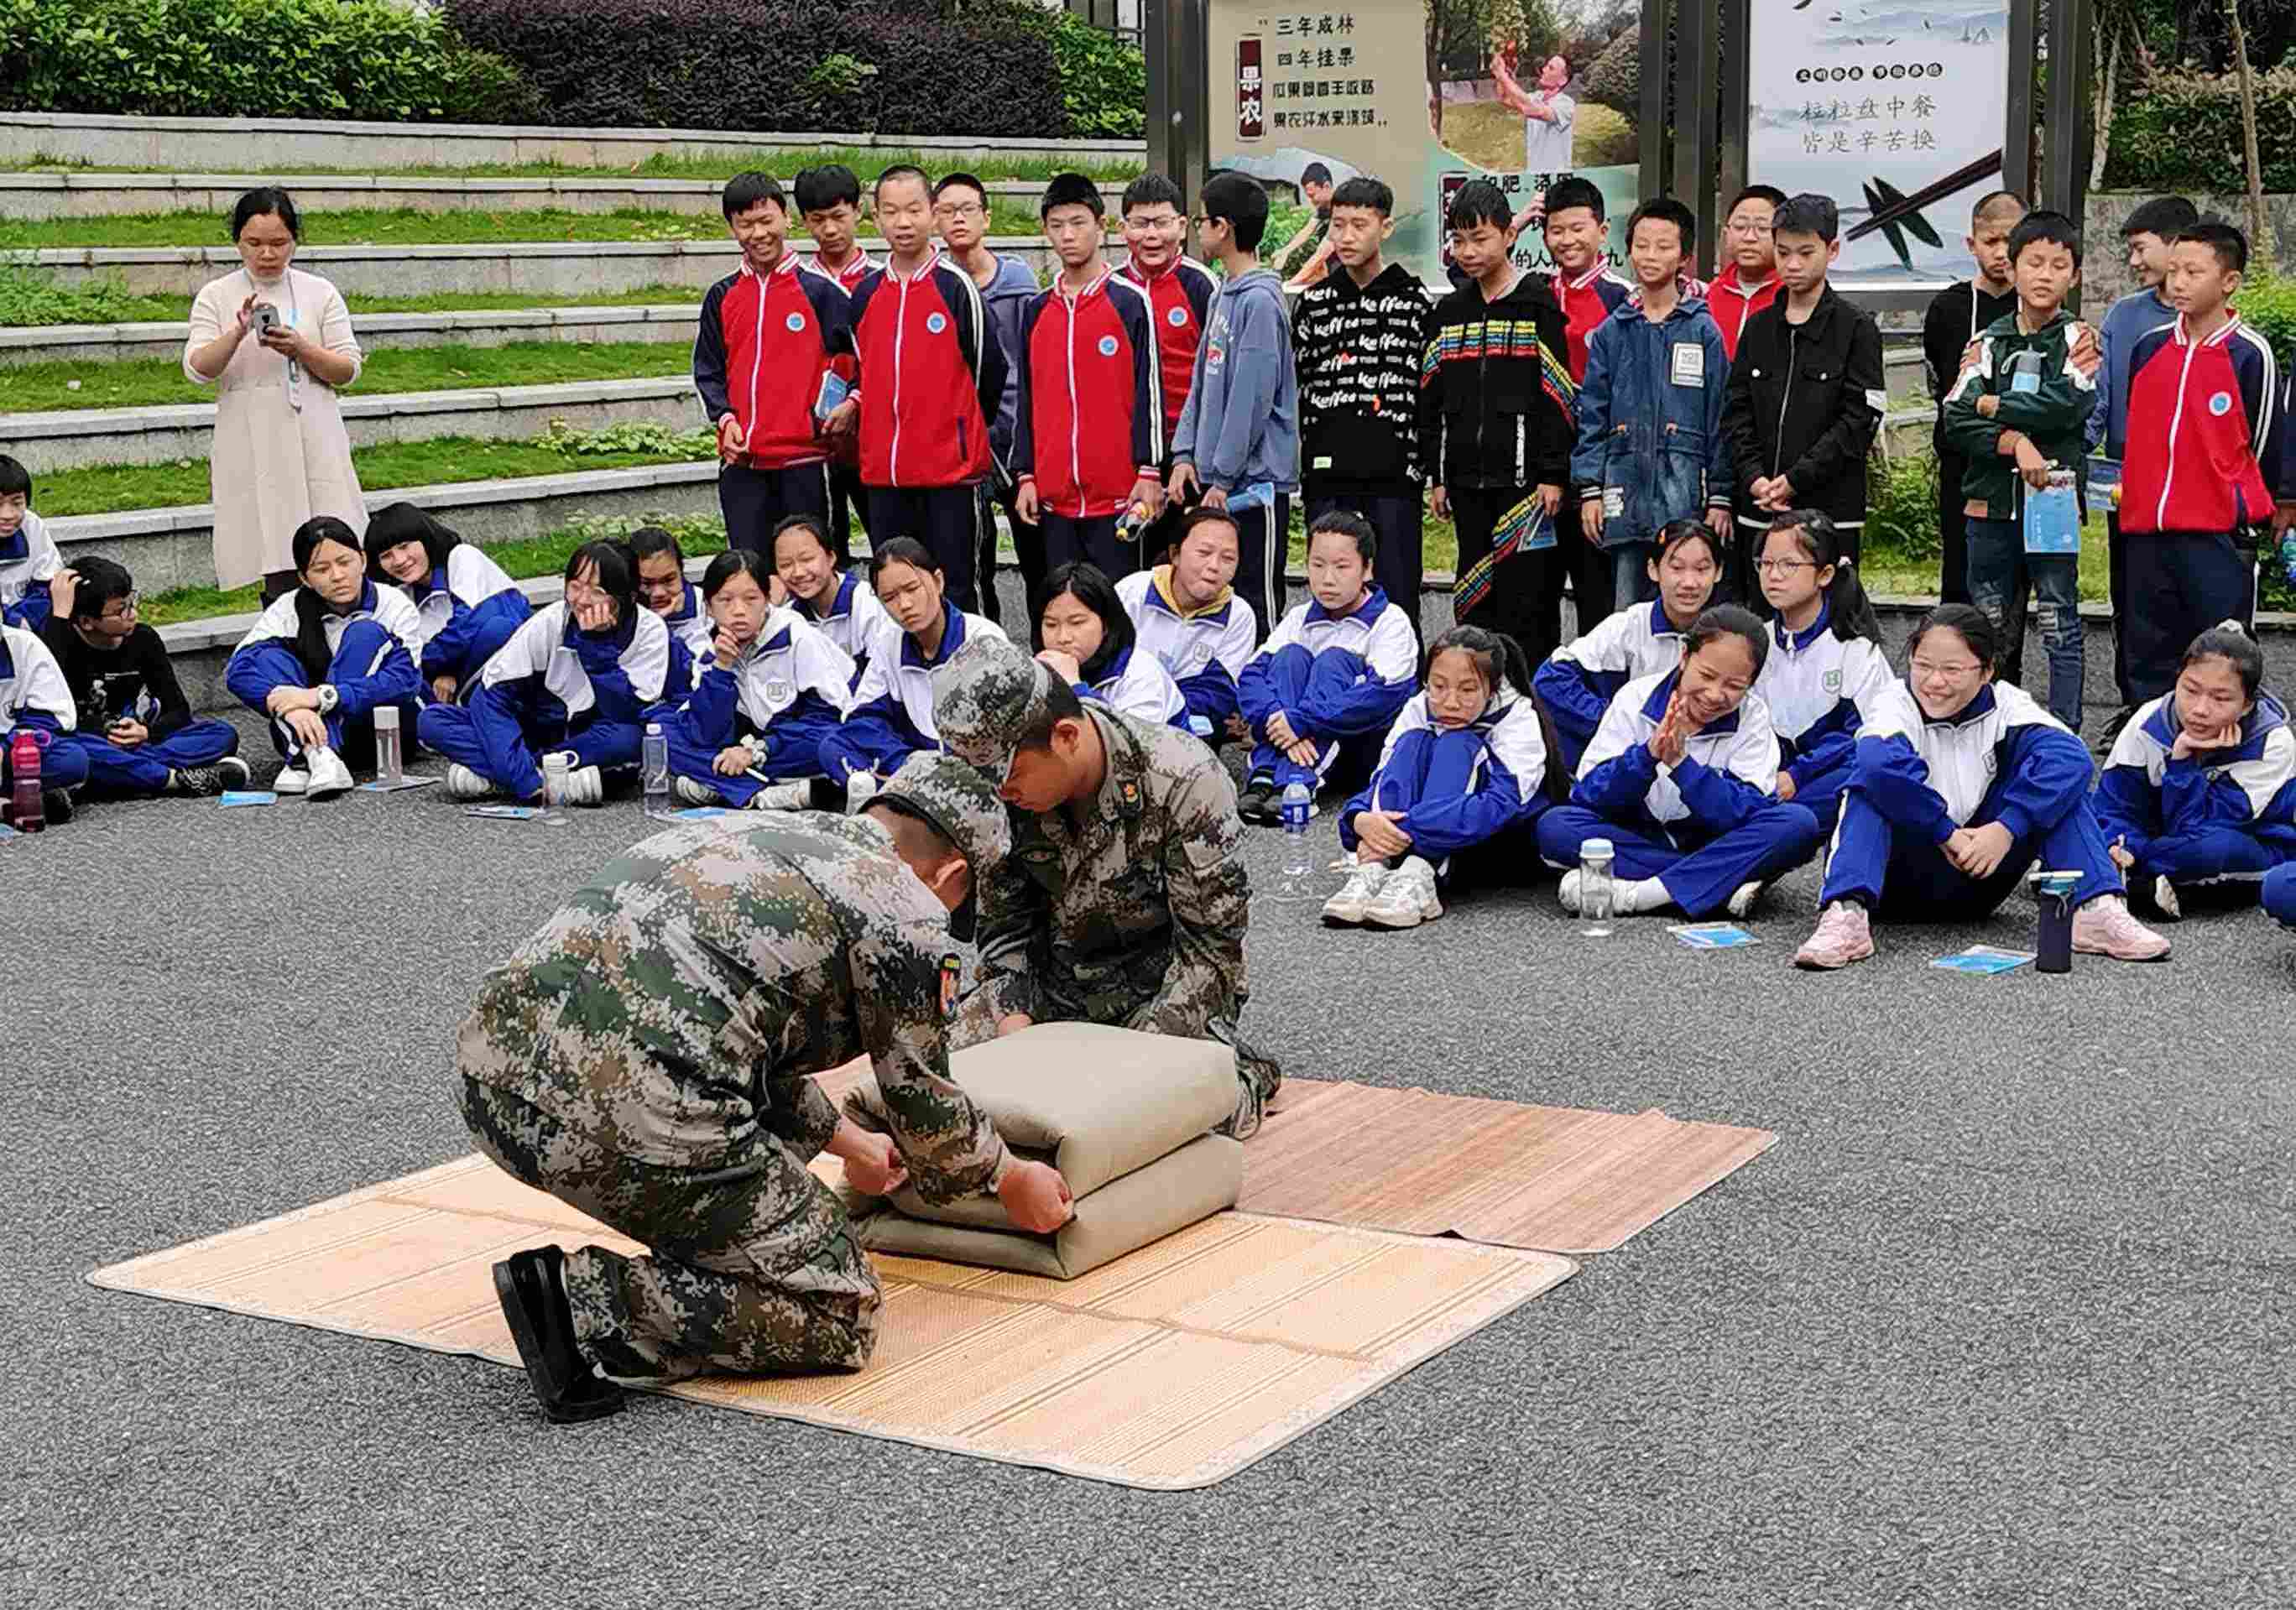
left=2119, top=221, right=2294, bottom=701
left=1293, top=174, right=1431, bottom=643
left=1925, top=190, right=2027, bottom=608
left=1710, top=184, right=1787, bottom=360
left=0, top=454, right=62, bottom=633
left=1943, top=209, right=2095, bottom=731
left=1114, top=173, right=1218, bottom=562
left=1719, top=191, right=1885, bottom=602
left=694, top=172, right=858, bottom=565
left=795, top=162, right=877, bottom=563
left=1011, top=174, right=1162, bottom=580
left=937, top=169, right=1042, bottom=618
left=1538, top=175, right=1636, bottom=627
left=1421, top=179, right=1576, bottom=670
left=1167, top=169, right=1298, bottom=645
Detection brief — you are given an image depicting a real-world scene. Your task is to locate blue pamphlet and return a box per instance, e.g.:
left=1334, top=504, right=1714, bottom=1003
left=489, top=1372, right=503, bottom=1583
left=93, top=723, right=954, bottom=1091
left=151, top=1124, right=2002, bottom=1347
left=1670, top=922, right=1760, bottom=949
left=2023, top=475, right=2081, bottom=555
left=664, top=806, right=730, bottom=820
left=813, top=370, right=851, bottom=423
left=2085, top=454, right=2122, bottom=509
left=1932, top=945, right=2035, bottom=976
left=0, top=822, right=18, bottom=840
left=220, top=790, right=277, bottom=807
left=466, top=805, right=545, bottom=821
left=356, top=775, right=438, bottom=793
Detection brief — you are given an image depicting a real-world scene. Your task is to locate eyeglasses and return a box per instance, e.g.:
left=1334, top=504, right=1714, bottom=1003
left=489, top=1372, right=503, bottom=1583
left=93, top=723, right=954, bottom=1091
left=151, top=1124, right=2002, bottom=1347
left=1752, top=558, right=1812, bottom=575
left=99, top=591, right=140, bottom=620
left=932, top=201, right=986, bottom=220
left=1911, top=659, right=1983, bottom=679
left=1728, top=220, right=1775, bottom=237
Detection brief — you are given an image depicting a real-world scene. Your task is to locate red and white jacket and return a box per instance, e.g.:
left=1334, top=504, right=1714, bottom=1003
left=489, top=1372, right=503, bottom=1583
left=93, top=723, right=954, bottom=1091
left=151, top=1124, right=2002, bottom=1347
left=1548, top=261, right=1634, bottom=383
left=2121, top=313, right=2286, bottom=535
left=691, top=253, right=856, bottom=472
left=813, top=247, right=875, bottom=294
left=1706, top=263, right=1781, bottom=362
left=1013, top=268, right=1162, bottom=520
left=848, top=248, right=1007, bottom=489
left=1114, top=254, right=1218, bottom=446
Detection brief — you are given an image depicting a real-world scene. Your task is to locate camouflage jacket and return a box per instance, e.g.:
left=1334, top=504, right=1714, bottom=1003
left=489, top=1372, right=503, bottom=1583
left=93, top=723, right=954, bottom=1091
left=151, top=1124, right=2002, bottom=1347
left=976, top=707, right=1253, bottom=1034
left=456, top=813, right=1008, bottom=1203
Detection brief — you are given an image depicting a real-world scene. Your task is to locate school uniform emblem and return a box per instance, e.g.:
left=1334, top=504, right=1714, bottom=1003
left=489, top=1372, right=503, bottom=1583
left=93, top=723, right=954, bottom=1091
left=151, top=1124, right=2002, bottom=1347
left=1098, top=335, right=1119, bottom=357
left=2209, top=392, right=2234, bottom=416
left=939, top=953, right=962, bottom=1019
left=926, top=312, right=948, bottom=334
left=785, top=312, right=806, bottom=332
left=1824, top=670, right=1842, bottom=692
left=764, top=679, right=793, bottom=704
left=1167, top=305, right=1187, bottom=326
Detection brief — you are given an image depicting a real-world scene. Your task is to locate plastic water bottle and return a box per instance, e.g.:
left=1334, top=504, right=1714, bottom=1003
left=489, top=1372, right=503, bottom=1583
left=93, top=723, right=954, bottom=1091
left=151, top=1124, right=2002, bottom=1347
left=372, top=705, right=403, bottom=786
left=641, top=721, right=670, bottom=816
left=2032, top=869, right=2079, bottom=974
left=540, top=752, right=572, bottom=826
left=1579, top=836, right=1616, bottom=938
left=1276, top=780, right=1314, bottom=901
left=7, top=730, right=44, bottom=833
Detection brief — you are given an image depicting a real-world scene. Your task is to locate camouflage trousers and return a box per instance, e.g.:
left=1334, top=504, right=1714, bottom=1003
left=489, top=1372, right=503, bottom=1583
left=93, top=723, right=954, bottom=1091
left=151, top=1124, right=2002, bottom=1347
left=460, top=1077, right=881, bottom=1381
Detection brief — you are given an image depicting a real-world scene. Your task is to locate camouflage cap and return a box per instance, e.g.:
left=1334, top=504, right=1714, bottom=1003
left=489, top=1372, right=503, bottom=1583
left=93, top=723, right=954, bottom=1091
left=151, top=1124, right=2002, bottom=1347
left=931, top=633, right=1052, bottom=782
left=874, top=752, right=1013, bottom=940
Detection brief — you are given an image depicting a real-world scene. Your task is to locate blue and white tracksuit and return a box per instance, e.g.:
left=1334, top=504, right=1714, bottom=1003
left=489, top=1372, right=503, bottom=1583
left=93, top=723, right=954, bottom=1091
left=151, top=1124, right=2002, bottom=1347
left=1340, top=688, right=1550, bottom=877
left=404, top=545, right=530, bottom=695
left=791, top=571, right=893, bottom=686
left=1077, top=643, right=1191, bottom=730
left=0, top=623, right=87, bottom=792
left=0, top=510, right=63, bottom=633
left=225, top=581, right=424, bottom=763
left=1237, top=587, right=1418, bottom=791
left=1536, top=669, right=1823, bottom=916
left=1819, top=679, right=2122, bottom=916
left=1532, top=598, right=1690, bottom=771
left=2095, top=691, right=2296, bottom=898
left=415, top=602, right=672, bottom=799
left=1116, top=565, right=1259, bottom=740
left=653, top=581, right=716, bottom=701
left=817, top=602, right=1006, bottom=783
left=1754, top=606, right=1894, bottom=837
left=663, top=606, right=854, bottom=804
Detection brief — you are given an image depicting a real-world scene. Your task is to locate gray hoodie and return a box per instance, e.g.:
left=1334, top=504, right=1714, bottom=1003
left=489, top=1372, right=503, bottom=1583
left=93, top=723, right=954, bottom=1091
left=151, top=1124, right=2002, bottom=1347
left=1171, top=267, right=1299, bottom=494
left=975, top=253, right=1041, bottom=480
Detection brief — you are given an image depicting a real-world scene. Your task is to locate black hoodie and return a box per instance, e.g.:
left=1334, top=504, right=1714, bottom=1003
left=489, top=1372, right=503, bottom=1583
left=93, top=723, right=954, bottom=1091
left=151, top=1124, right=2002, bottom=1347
left=1417, top=268, right=1576, bottom=493
left=1292, top=259, right=1432, bottom=494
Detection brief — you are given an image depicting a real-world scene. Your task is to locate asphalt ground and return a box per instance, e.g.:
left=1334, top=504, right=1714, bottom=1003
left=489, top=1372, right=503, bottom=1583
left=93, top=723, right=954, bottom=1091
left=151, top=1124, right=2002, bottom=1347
left=4, top=709, right=2290, bottom=1608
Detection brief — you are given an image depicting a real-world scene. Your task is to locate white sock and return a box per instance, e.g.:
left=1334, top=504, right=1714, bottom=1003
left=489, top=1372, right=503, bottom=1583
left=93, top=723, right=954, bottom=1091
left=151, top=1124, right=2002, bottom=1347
left=1615, top=877, right=1669, bottom=914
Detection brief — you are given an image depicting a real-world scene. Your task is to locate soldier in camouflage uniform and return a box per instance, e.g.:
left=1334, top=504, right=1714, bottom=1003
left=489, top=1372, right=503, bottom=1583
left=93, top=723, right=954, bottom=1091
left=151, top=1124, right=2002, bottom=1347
left=931, top=635, right=1281, bottom=1138
left=457, top=753, right=1073, bottom=1422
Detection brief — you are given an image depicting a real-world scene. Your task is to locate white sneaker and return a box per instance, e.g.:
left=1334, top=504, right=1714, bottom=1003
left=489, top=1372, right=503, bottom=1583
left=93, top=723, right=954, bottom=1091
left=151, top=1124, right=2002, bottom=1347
left=2151, top=874, right=2183, bottom=922
left=1558, top=868, right=1584, bottom=914
left=303, top=745, right=354, bottom=800
left=1322, top=860, right=1387, bottom=925
left=1365, top=857, right=1443, bottom=929
left=672, top=774, right=723, bottom=806
left=1727, top=880, right=1764, bottom=920
left=557, top=763, right=606, bottom=807
left=446, top=763, right=496, bottom=800
left=749, top=779, right=811, bottom=811
left=273, top=766, right=309, bottom=795
left=845, top=773, right=879, bottom=813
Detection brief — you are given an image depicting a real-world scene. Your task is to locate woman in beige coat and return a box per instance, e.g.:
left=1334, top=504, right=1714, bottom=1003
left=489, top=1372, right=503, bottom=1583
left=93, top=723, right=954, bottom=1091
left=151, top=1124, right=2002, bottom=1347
left=185, top=188, right=366, bottom=602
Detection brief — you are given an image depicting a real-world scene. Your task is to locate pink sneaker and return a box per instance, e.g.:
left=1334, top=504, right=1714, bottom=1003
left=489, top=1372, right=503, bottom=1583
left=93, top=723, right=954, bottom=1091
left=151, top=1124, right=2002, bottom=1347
left=1794, top=901, right=1874, bottom=971
left=2072, top=894, right=2173, bottom=962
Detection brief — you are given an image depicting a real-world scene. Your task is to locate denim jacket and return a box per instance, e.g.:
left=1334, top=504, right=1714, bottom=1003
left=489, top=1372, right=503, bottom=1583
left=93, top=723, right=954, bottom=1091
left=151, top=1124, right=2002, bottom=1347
left=1572, top=294, right=1735, bottom=549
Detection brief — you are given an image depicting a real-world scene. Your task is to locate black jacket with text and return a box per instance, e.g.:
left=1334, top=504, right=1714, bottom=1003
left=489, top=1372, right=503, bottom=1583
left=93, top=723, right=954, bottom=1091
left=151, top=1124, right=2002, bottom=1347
left=1292, top=261, right=1432, bottom=493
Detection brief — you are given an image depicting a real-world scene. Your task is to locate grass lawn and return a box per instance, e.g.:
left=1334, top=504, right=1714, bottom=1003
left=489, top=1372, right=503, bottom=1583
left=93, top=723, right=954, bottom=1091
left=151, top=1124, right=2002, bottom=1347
left=1436, top=99, right=1634, bottom=174
left=4, top=338, right=690, bottom=414
left=7, top=148, right=1144, bottom=185
left=0, top=281, right=708, bottom=328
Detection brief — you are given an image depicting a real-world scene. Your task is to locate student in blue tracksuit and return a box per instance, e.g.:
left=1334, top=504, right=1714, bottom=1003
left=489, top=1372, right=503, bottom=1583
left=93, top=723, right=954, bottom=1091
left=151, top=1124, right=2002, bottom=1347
left=362, top=503, right=530, bottom=705
left=816, top=536, right=1008, bottom=807
left=1, top=618, right=87, bottom=822
left=1114, top=506, right=1258, bottom=743
left=1794, top=604, right=2173, bottom=969
left=225, top=516, right=422, bottom=799
left=772, top=513, right=890, bottom=681
left=1752, top=510, right=1893, bottom=836
left=663, top=549, right=854, bottom=811
left=1532, top=518, right=1720, bottom=771
left=1033, top=560, right=1189, bottom=729
left=1327, top=624, right=1552, bottom=930
left=1235, top=509, right=1418, bottom=821
left=631, top=524, right=713, bottom=697
left=0, top=454, right=62, bottom=633
left=417, top=540, right=672, bottom=808
left=1537, top=604, right=1823, bottom=920
left=2095, top=621, right=2296, bottom=920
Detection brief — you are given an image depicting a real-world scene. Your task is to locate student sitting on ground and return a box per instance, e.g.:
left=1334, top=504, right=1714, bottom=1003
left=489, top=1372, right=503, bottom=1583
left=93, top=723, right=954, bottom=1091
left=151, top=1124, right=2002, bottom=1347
left=2267, top=862, right=2296, bottom=927
left=1114, top=507, right=1257, bottom=743
left=1, top=616, right=86, bottom=824
left=417, top=541, right=672, bottom=808
left=0, top=454, right=63, bottom=633
left=2095, top=621, right=2296, bottom=921
left=1326, top=625, right=1552, bottom=930
left=42, top=560, right=247, bottom=799
left=1234, top=509, right=1418, bottom=822
left=1794, top=604, right=2172, bottom=970
left=225, top=515, right=421, bottom=799
left=1532, top=518, right=1721, bottom=772
left=362, top=503, right=530, bottom=706
left=773, top=513, right=889, bottom=680
left=1751, top=510, right=1892, bottom=836
left=1537, top=604, right=1823, bottom=920
left=817, top=537, right=1007, bottom=807
left=630, top=524, right=717, bottom=695
left=1033, top=561, right=1188, bottom=729
left=663, top=549, right=854, bottom=812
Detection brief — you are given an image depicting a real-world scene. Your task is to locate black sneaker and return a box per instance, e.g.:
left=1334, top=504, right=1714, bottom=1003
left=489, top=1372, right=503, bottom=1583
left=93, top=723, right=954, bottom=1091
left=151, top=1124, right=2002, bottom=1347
left=1238, top=779, right=1276, bottom=825
left=41, top=789, right=73, bottom=826
left=491, top=1245, right=624, bottom=1424
left=2097, top=705, right=2137, bottom=753
left=171, top=756, right=252, bottom=797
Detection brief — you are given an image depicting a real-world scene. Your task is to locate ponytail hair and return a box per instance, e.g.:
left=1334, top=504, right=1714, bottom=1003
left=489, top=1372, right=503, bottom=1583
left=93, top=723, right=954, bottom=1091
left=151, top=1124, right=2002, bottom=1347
left=2183, top=618, right=2267, bottom=699
left=1767, top=510, right=1881, bottom=646
left=1422, top=623, right=1532, bottom=701
left=1683, top=603, right=1771, bottom=679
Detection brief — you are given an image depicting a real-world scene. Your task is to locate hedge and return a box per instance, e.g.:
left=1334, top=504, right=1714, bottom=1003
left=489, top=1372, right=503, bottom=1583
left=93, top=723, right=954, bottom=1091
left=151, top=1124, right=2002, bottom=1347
left=445, top=0, right=1064, bottom=139
left=0, top=0, right=540, bottom=124
left=2102, top=68, right=2296, bottom=193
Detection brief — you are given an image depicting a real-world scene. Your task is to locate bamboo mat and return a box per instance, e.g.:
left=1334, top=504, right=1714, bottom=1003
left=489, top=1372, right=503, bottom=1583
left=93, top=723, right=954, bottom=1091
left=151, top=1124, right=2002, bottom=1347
left=87, top=1154, right=1575, bottom=1492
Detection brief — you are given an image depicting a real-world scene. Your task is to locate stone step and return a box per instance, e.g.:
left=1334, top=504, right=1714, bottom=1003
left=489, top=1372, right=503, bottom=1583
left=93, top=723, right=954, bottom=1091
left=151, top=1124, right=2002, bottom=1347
left=1, top=304, right=702, bottom=367
left=0, top=171, right=1059, bottom=221
left=47, top=462, right=722, bottom=595
left=15, top=235, right=1062, bottom=299
left=2, top=375, right=700, bottom=473
left=0, top=110, right=1144, bottom=173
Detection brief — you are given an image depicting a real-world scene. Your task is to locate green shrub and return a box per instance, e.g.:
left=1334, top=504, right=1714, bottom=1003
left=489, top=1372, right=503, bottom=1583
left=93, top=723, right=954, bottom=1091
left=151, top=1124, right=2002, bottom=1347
left=1865, top=448, right=1941, bottom=565
left=2102, top=67, right=2296, bottom=192
left=1582, top=28, right=1638, bottom=113
left=1045, top=13, right=1146, bottom=141
left=2233, top=274, right=2296, bottom=367
left=1573, top=102, right=1636, bottom=167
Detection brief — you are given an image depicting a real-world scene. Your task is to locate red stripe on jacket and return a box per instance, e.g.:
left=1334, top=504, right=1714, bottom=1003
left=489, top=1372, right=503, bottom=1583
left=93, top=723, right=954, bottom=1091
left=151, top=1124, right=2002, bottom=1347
left=1014, top=271, right=1163, bottom=519
left=700, top=256, right=856, bottom=472
left=2121, top=315, right=2278, bottom=534
left=848, top=250, right=997, bottom=489
left=1115, top=255, right=1216, bottom=443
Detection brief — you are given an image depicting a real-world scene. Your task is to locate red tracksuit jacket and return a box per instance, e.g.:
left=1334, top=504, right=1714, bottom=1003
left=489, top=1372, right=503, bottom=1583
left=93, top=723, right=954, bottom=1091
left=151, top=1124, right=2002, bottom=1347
left=2121, top=313, right=2283, bottom=534
left=692, top=254, right=856, bottom=471
left=1012, top=269, right=1163, bottom=520
left=1706, top=263, right=1782, bottom=362
left=1114, top=254, right=1218, bottom=445
left=1549, top=262, right=1634, bottom=382
left=848, top=249, right=1006, bottom=489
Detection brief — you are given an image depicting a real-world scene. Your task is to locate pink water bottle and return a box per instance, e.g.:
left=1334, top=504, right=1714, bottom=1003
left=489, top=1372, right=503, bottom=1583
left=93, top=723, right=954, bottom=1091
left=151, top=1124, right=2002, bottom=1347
left=8, top=729, right=43, bottom=833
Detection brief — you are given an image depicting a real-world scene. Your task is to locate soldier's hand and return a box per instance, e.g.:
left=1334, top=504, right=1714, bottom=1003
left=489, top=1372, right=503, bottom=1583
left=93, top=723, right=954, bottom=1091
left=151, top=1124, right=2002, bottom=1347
left=843, top=1132, right=909, bottom=1196
left=995, top=1013, right=1035, bottom=1037
left=999, top=1159, right=1073, bottom=1233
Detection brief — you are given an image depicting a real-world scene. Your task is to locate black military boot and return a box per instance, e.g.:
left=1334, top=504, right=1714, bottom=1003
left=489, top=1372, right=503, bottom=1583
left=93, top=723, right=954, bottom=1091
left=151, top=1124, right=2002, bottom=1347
left=491, top=1245, right=624, bottom=1423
